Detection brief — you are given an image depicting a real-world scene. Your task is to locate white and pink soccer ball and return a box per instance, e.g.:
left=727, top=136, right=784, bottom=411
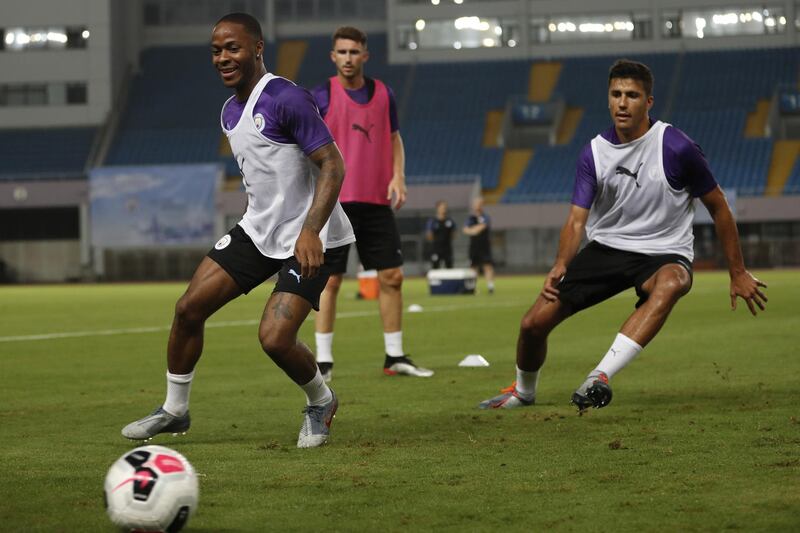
left=104, top=445, right=199, bottom=532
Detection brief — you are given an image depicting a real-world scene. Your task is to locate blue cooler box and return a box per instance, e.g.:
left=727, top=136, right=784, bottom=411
left=427, top=268, right=477, bottom=295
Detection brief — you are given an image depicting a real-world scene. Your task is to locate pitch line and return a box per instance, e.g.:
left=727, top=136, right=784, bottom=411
left=0, top=300, right=528, bottom=343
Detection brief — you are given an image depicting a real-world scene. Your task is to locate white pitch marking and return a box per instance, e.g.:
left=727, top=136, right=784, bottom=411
left=0, top=300, right=528, bottom=343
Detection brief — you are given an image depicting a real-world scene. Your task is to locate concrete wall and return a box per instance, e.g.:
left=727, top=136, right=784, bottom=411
left=0, top=0, right=115, bottom=127
left=0, top=240, right=81, bottom=282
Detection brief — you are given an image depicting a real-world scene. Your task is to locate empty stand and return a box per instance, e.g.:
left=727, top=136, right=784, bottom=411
left=103, top=40, right=798, bottom=202
left=0, top=128, right=96, bottom=179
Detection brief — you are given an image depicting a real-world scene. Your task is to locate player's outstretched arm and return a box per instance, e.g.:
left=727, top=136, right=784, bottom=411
left=296, top=142, right=346, bottom=278
left=387, top=132, right=407, bottom=209
left=542, top=205, right=589, bottom=301
left=700, top=186, right=768, bottom=315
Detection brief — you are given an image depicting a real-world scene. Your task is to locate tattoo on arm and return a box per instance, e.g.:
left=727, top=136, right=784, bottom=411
left=305, top=143, right=345, bottom=233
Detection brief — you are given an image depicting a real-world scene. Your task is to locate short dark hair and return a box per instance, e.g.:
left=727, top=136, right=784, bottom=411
left=215, top=12, right=263, bottom=42
left=332, top=26, right=367, bottom=48
left=608, top=59, right=653, bottom=96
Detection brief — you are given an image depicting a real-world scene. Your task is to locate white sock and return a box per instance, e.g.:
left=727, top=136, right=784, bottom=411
left=514, top=366, right=539, bottom=400
left=593, top=333, right=643, bottom=379
left=384, top=331, right=404, bottom=357
left=488, top=281, right=495, bottom=290
left=315, top=332, right=334, bottom=363
left=300, top=368, right=333, bottom=406
left=163, top=371, right=194, bottom=417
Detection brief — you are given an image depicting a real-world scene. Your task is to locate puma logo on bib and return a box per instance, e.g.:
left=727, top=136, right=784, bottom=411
left=615, top=163, right=643, bottom=188
left=351, top=122, right=374, bottom=143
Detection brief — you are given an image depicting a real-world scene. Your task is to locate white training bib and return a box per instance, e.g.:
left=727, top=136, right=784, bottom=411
left=220, top=73, right=354, bottom=259
left=586, top=121, right=695, bottom=261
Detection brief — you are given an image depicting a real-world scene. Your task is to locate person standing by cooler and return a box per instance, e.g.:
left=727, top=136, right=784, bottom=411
left=426, top=200, right=456, bottom=269
left=464, top=196, right=495, bottom=294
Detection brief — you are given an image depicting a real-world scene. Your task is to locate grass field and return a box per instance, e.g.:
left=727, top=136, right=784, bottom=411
left=1, top=270, right=798, bottom=532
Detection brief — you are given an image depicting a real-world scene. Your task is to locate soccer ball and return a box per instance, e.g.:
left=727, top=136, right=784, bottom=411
left=104, top=445, right=199, bottom=532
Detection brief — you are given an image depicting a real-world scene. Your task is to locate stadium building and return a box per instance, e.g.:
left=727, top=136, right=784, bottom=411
left=1, top=0, right=799, bottom=281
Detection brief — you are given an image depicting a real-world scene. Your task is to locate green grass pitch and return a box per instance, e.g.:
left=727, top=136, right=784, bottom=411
left=0, top=270, right=798, bottom=531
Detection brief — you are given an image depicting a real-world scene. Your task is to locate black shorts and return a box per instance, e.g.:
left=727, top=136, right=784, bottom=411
left=431, top=246, right=453, bottom=269
left=469, top=244, right=493, bottom=267
left=207, top=225, right=344, bottom=310
left=326, top=202, right=404, bottom=273
left=557, top=241, right=693, bottom=313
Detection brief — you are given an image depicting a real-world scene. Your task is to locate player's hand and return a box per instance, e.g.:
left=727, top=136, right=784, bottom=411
left=730, top=270, right=767, bottom=316
left=541, top=265, right=566, bottom=302
left=387, top=175, right=407, bottom=210
left=294, top=228, right=324, bottom=279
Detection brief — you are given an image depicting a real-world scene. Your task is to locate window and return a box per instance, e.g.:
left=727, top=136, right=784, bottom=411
left=398, top=17, right=519, bottom=50
left=143, top=0, right=266, bottom=25
left=66, top=83, right=88, bottom=105
left=539, top=13, right=649, bottom=43
left=664, top=6, right=787, bottom=39
left=797, top=2, right=800, bottom=30
left=0, top=82, right=88, bottom=107
left=0, top=84, right=47, bottom=106
left=1, top=26, right=89, bottom=51
left=274, top=0, right=384, bottom=22
left=662, top=11, right=682, bottom=38
left=143, top=2, right=161, bottom=25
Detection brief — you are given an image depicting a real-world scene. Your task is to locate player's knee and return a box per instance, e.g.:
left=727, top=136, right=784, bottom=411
left=259, top=330, right=294, bottom=358
left=378, top=268, right=403, bottom=290
left=173, top=294, right=205, bottom=329
left=520, top=311, right=549, bottom=338
left=324, top=274, right=343, bottom=294
left=654, top=270, right=691, bottom=302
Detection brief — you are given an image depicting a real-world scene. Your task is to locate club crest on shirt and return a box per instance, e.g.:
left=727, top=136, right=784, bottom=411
left=254, top=113, right=265, bottom=132
left=214, top=234, right=232, bottom=250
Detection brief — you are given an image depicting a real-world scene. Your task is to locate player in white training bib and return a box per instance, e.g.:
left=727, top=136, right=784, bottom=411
left=479, top=59, right=767, bottom=412
left=121, top=13, right=354, bottom=449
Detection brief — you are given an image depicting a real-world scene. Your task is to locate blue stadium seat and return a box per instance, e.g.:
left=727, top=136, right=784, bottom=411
left=106, top=44, right=274, bottom=169
left=784, top=155, right=800, bottom=195
left=504, top=48, right=797, bottom=202
left=105, top=40, right=797, bottom=200
left=0, top=128, right=96, bottom=179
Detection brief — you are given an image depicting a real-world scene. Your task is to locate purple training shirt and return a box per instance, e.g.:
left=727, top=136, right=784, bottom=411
left=310, top=77, right=399, bottom=133
left=571, top=122, right=718, bottom=209
left=222, top=77, right=333, bottom=156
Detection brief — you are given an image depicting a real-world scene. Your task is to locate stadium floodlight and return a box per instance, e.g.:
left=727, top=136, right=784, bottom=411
left=47, top=32, right=68, bottom=43
left=415, top=19, right=426, bottom=31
